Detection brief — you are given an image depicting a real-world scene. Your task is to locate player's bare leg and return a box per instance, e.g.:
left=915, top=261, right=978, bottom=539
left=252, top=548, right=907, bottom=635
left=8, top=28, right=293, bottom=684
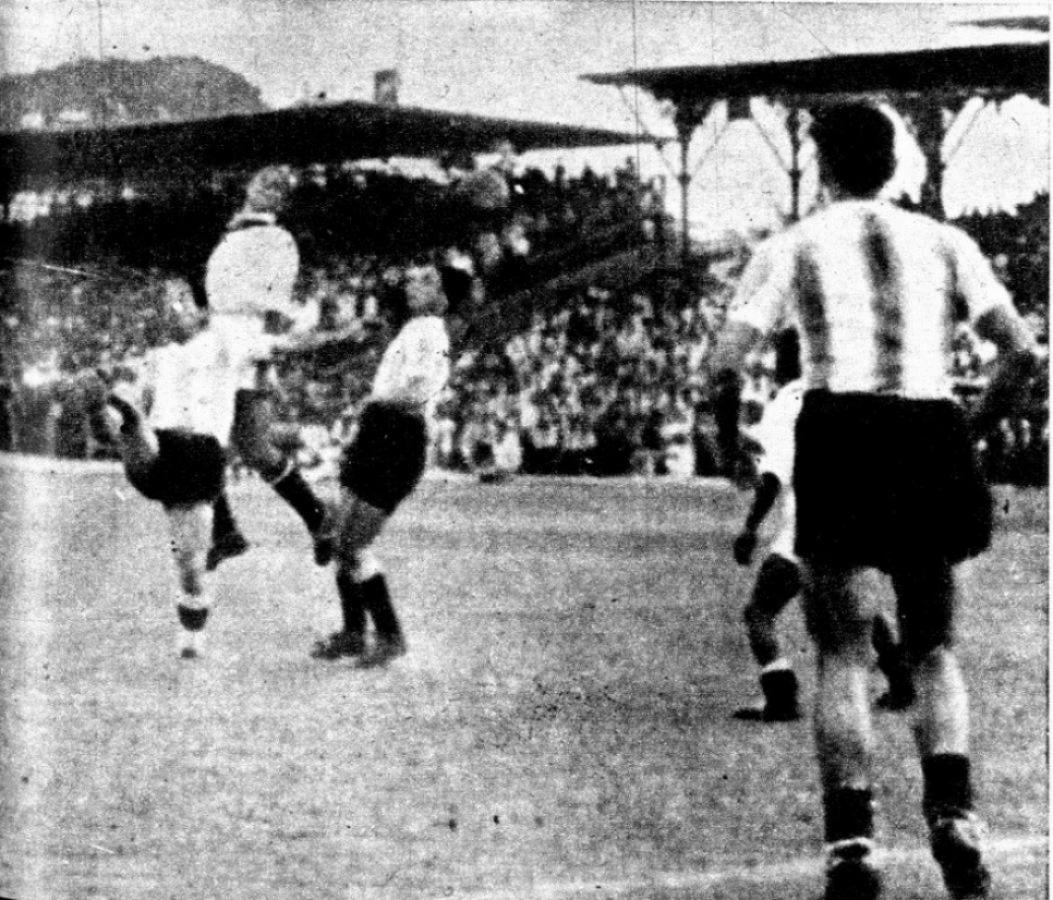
left=892, top=564, right=989, bottom=899
left=205, top=492, right=250, bottom=572
left=233, top=389, right=331, bottom=563
left=871, top=611, right=915, bottom=711
left=167, top=504, right=214, bottom=659
left=803, top=563, right=882, bottom=900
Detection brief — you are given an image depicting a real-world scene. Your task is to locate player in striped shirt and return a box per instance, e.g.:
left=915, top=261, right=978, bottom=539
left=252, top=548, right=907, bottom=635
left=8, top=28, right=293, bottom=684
left=733, top=377, right=913, bottom=722
left=310, top=261, right=451, bottom=667
left=708, top=103, right=1038, bottom=900
left=104, top=285, right=242, bottom=659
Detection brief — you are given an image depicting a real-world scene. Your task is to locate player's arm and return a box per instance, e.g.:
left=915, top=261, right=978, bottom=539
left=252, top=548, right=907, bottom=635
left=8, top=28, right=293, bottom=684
left=733, top=472, right=782, bottom=565
left=948, top=228, right=1041, bottom=437
left=704, top=236, right=793, bottom=383
left=969, top=306, right=1041, bottom=438
left=268, top=321, right=363, bottom=356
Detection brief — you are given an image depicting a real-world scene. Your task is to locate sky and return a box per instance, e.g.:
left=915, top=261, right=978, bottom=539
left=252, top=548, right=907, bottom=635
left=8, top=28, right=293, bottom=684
left=1, top=1, right=1049, bottom=235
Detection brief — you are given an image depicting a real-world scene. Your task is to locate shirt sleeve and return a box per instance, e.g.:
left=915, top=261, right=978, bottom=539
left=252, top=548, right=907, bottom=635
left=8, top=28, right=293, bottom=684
left=725, top=234, right=797, bottom=335
left=943, top=226, right=1015, bottom=323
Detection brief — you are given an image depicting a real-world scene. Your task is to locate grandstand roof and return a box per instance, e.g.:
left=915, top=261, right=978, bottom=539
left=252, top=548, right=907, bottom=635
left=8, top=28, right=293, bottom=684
left=0, top=99, right=642, bottom=188
left=582, top=41, right=1050, bottom=107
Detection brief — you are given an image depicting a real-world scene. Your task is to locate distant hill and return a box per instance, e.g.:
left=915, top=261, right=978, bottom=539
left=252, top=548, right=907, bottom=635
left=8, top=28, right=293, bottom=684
left=0, top=56, right=266, bottom=132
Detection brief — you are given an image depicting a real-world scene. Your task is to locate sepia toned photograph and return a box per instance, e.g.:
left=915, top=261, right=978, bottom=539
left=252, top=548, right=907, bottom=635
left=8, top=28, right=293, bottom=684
left=0, top=2, right=1047, bottom=898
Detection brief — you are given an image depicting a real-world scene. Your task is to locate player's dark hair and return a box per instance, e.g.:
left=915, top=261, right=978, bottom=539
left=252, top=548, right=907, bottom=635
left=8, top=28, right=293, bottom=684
left=810, top=103, right=896, bottom=197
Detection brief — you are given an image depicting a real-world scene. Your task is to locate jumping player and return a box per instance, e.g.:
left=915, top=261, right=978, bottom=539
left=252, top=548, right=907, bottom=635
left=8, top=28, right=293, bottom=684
left=104, top=289, right=241, bottom=658
left=205, top=165, right=332, bottom=565
left=732, top=378, right=914, bottom=722
left=310, top=261, right=451, bottom=666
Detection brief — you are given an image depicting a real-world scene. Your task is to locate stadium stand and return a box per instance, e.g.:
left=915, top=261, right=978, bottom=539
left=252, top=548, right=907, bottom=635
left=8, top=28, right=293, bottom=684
left=0, top=169, right=1046, bottom=485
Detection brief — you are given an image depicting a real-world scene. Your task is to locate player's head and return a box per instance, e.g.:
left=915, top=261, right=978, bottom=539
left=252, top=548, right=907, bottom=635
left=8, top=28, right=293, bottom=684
left=810, top=103, right=896, bottom=198
left=404, top=261, right=448, bottom=318
left=244, top=165, right=294, bottom=214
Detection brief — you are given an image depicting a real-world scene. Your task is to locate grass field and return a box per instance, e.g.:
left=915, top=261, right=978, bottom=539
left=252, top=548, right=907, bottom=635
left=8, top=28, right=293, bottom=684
left=0, top=457, right=1047, bottom=900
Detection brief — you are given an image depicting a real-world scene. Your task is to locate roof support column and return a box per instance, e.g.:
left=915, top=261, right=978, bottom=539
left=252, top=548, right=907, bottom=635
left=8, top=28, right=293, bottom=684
left=673, top=100, right=712, bottom=269
left=786, top=107, right=804, bottom=222
left=893, top=95, right=970, bottom=221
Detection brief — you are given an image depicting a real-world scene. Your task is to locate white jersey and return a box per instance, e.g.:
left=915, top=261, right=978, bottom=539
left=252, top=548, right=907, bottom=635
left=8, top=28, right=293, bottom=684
left=727, top=200, right=1015, bottom=399
left=371, top=315, right=451, bottom=418
left=143, top=328, right=239, bottom=444
left=205, top=212, right=300, bottom=388
left=749, top=379, right=804, bottom=562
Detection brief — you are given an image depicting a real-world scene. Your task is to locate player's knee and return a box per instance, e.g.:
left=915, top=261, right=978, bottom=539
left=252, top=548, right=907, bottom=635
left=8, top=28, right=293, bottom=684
left=336, top=548, right=382, bottom=583
left=175, top=559, right=204, bottom=596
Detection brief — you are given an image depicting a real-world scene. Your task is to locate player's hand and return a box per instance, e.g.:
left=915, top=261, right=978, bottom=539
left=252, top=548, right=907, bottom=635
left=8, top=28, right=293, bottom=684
left=733, top=529, right=757, bottom=566
left=263, top=310, right=295, bottom=336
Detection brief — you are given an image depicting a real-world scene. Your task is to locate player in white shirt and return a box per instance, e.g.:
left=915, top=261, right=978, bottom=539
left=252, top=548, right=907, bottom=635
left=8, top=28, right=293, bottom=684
left=732, top=378, right=913, bottom=721
left=205, top=166, right=331, bottom=566
left=311, top=261, right=451, bottom=666
left=104, top=288, right=242, bottom=659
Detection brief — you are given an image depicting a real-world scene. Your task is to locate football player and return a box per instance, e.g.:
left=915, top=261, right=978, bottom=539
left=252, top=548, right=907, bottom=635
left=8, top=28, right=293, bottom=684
left=310, top=260, right=451, bottom=666
left=103, top=285, right=243, bottom=658
left=732, top=378, right=915, bottom=721
left=205, top=166, right=332, bottom=566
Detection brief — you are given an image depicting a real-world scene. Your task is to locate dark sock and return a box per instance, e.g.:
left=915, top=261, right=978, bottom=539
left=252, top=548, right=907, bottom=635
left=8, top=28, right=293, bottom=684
left=336, top=570, right=366, bottom=635
left=271, top=466, right=325, bottom=533
left=760, top=668, right=799, bottom=709
left=871, top=615, right=908, bottom=680
left=212, top=492, right=239, bottom=543
left=361, top=574, right=401, bottom=638
left=176, top=604, right=209, bottom=631
left=106, top=393, right=140, bottom=435
left=824, top=787, right=875, bottom=844
left=922, top=753, right=974, bottom=823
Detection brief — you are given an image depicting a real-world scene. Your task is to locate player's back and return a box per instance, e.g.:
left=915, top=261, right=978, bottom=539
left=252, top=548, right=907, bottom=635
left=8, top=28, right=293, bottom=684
left=788, top=200, right=974, bottom=399
left=147, top=328, right=239, bottom=444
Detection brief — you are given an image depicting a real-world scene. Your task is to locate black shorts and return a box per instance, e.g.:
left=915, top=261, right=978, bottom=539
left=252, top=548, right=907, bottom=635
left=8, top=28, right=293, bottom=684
left=339, top=401, right=428, bottom=514
left=127, top=429, right=226, bottom=509
left=794, top=390, right=992, bottom=571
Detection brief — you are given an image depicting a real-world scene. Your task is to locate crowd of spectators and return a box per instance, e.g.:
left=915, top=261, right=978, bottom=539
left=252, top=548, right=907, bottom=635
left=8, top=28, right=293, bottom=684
left=0, top=175, right=1046, bottom=486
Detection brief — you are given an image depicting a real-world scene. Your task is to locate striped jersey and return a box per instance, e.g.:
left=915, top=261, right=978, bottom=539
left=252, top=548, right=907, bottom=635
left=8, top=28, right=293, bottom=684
left=727, top=200, right=1015, bottom=399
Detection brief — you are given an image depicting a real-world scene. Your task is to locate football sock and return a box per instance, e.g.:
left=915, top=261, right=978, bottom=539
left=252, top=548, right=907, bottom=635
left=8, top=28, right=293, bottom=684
left=746, top=555, right=801, bottom=666
left=177, top=604, right=209, bottom=632
left=759, top=667, right=799, bottom=712
left=361, top=574, right=401, bottom=639
left=105, top=392, right=139, bottom=434
left=211, top=492, right=240, bottom=543
left=270, top=465, right=326, bottom=534
left=871, top=614, right=914, bottom=698
left=824, top=787, right=875, bottom=844
left=922, top=753, right=974, bottom=822
left=336, top=570, right=367, bottom=636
